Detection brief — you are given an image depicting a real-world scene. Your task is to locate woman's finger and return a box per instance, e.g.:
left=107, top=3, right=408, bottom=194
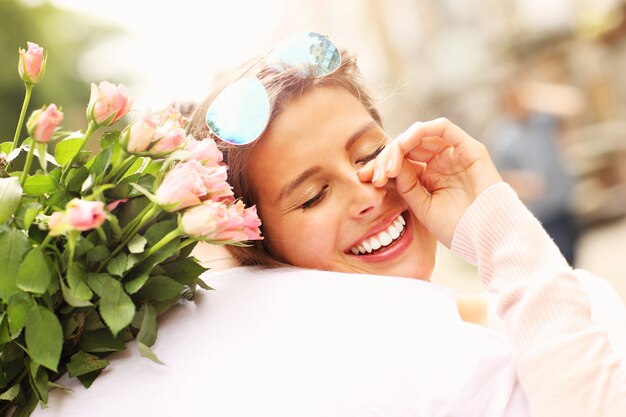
left=394, top=159, right=430, bottom=219
left=398, top=118, right=474, bottom=156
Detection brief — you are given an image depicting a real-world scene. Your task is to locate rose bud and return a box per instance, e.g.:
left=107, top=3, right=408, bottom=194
left=86, top=81, right=133, bottom=127
left=26, top=104, right=64, bottom=143
left=18, top=41, right=46, bottom=84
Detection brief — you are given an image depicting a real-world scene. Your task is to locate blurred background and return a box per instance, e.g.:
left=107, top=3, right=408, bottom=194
left=2, top=0, right=625, bottom=300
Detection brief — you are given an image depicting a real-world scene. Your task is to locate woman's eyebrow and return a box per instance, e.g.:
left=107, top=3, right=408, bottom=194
left=277, top=166, right=322, bottom=203
left=344, top=120, right=378, bottom=151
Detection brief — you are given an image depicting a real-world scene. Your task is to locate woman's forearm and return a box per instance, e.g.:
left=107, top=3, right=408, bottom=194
left=451, top=182, right=626, bottom=417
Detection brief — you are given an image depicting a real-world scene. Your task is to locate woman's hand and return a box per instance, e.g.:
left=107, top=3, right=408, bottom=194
left=358, top=118, right=502, bottom=247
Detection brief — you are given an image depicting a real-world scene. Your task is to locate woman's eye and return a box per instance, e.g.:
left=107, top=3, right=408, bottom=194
left=301, top=186, right=328, bottom=210
left=357, top=145, right=385, bottom=164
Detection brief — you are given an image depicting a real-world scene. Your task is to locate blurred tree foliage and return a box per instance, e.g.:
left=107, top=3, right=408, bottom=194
left=0, top=0, right=123, bottom=141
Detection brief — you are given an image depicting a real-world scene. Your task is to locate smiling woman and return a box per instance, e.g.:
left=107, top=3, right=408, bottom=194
left=182, top=33, right=626, bottom=417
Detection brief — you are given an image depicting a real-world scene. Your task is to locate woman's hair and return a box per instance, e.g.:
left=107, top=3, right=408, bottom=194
left=188, top=49, right=381, bottom=267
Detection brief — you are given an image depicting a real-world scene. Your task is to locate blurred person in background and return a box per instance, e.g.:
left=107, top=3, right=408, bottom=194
left=485, top=78, right=585, bottom=266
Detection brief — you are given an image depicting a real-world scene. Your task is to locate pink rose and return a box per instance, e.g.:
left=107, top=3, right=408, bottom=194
left=149, top=120, right=186, bottom=155
left=180, top=200, right=262, bottom=242
left=87, top=81, right=133, bottom=126
left=236, top=201, right=263, bottom=240
left=156, top=160, right=233, bottom=211
left=121, top=107, right=187, bottom=156
left=18, top=42, right=45, bottom=84
left=48, top=200, right=106, bottom=235
left=65, top=199, right=107, bottom=231
left=122, top=114, right=158, bottom=153
left=184, top=136, right=223, bottom=166
left=26, top=104, right=64, bottom=143
left=154, top=106, right=187, bottom=128
left=48, top=211, right=70, bottom=236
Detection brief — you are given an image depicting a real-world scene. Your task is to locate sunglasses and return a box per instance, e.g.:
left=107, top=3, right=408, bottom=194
left=205, top=32, right=341, bottom=145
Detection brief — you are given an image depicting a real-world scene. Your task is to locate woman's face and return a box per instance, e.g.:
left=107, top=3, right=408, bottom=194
left=248, top=86, right=437, bottom=279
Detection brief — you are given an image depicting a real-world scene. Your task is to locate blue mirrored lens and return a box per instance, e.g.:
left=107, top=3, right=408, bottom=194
left=270, top=32, right=341, bottom=77
left=205, top=77, right=270, bottom=145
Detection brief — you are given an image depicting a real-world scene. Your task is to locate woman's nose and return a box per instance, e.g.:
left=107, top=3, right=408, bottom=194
left=346, top=175, right=387, bottom=218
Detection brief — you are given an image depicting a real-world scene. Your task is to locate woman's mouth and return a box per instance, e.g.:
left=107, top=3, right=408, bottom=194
left=349, top=212, right=407, bottom=256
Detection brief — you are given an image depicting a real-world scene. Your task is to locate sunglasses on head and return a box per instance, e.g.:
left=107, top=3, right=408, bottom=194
left=205, top=32, right=341, bottom=145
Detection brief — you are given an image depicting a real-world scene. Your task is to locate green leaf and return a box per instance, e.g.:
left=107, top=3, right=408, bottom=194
left=137, top=303, right=157, bottom=347
left=77, top=370, right=102, bottom=388
left=0, top=384, right=20, bottom=401
left=17, top=248, right=52, bottom=294
left=0, top=314, right=11, bottom=344
left=86, top=245, right=110, bottom=263
left=137, top=342, right=165, bottom=365
left=0, top=228, right=30, bottom=302
left=0, top=141, right=12, bottom=155
left=23, top=174, right=59, bottom=196
left=67, top=350, right=109, bottom=377
left=0, top=342, right=25, bottom=385
left=54, top=136, right=84, bottom=166
left=61, top=262, right=93, bottom=307
left=136, top=275, right=184, bottom=302
left=28, top=359, right=49, bottom=404
left=11, top=391, right=38, bottom=417
left=101, top=130, right=121, bottom=149
left=129, top=182, right=157, bottom=203
left=14, top=202, right=42, bottom=230
left=88, top=147, right=112, bottom=179
left=106, top=253, right=127, bottom=277
left=0, top=177, right=22, bottom=225
left=127, top=234, right=147, bottom=254
left=161, top=258, right=208, bottom=286
left=44, top=189, right=70, bottom=208
left=195, top=277, right=213, bottom=291
left=7, top=291, right=35, bottom=337
left=124, top=272, right=150, bottom=295
left=145, top=220, right=178, bottom=246
left=78, top=328, right=126, bottom=353
left=87, top=273, right=135, bottom=336
left=143, top=160, right=163, bottom=176
left=118, top=196, right=150, bottom=228
left=25, top=305, right=63, bottom=371
left=66, top=166, right=89, bottom=192
left=35, top=142, right=48, bottom=172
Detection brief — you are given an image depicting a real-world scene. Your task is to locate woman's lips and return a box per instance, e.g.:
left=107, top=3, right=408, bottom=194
left=346, top=210, right=414, bottom=263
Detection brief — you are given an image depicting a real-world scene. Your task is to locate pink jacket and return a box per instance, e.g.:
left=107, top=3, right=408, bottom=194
left=452, top=182, right=626, bottom=417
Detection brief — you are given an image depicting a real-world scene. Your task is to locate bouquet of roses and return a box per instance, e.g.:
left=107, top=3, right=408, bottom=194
left=0, top=42, right=262, bottom=416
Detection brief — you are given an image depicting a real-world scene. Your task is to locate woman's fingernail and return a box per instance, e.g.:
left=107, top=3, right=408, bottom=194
left=372, top=168, right=380, bottom=183
left=385, top=157, right=394, bottom=172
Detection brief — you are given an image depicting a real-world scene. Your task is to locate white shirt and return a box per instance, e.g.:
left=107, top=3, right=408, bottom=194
left=35, top=267, right=529, bottom=417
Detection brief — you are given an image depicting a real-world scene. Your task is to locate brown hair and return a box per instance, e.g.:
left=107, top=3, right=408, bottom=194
left=189, top=50, right=381, bottom=267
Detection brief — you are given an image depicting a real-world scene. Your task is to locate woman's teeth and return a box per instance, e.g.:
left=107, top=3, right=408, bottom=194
left=350, top=214, right=406, bottom=255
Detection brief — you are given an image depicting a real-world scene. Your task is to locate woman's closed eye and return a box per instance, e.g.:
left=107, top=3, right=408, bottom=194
left=301, top=185, right=329, bottom=210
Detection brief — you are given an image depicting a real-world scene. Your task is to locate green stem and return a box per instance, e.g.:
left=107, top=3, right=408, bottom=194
left=106, top=154, right=139, bottom=184
left=67, top=231, right=78, bottom=269
left=19, top=139, right=36, bottom=186
left=39, top=233, right=53, bottom=248
left=177, top=238, right=198, bottom=252
left=96, top=204, right=160, bottom=272
left=10, top=83, right=34, bottom=152
left=60, top=121, right=98, bottom=182
left=142, top=228, right=182, bottom=260
left=119, top=203, right=156, bottom=240
left=123, top=228, right=182, bottom=278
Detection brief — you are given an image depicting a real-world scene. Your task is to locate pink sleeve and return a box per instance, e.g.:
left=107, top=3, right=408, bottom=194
left=451, top=182, right=626, bottom=417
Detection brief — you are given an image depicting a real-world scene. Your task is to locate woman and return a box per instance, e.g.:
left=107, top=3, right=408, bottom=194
left=188, top=33, right=626, bottom=416
left=35, top=33, right=626, bottom=417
